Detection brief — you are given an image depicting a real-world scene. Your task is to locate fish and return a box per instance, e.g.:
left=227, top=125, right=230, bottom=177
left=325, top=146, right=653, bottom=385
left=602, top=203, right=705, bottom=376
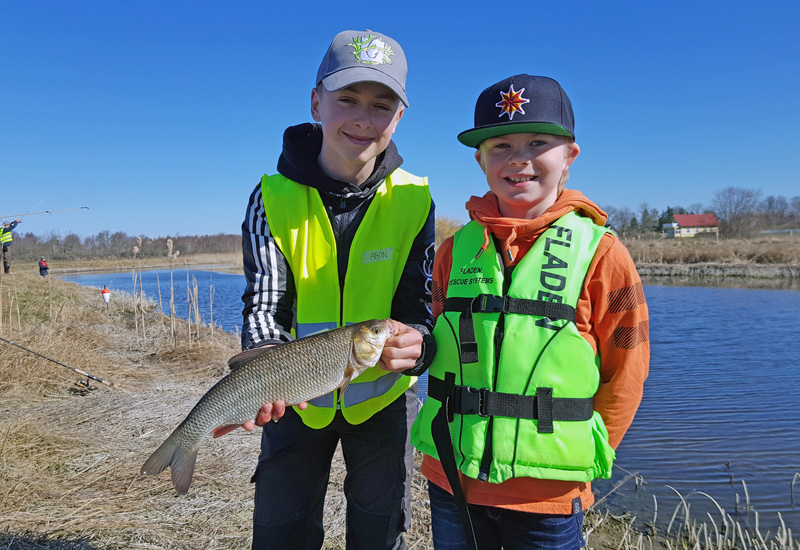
left=141, top=318, right=394, bottom=494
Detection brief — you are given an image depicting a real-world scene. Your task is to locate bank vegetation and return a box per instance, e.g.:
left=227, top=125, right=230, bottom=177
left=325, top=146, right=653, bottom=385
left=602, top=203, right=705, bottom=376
left=1, top=270, right=798, bottom=549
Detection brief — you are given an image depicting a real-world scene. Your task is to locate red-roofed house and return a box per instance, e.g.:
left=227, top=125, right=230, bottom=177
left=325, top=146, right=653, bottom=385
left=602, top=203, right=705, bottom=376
left=663, top=214, right=720, bottom=238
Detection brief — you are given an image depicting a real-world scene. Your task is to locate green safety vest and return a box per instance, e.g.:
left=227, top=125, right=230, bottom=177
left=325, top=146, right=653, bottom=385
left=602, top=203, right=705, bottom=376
left=411, top=212, right=616, bottom=483
left=0, top=227, right=11, bottom=244
left=261, top=168, right=431, bottom=428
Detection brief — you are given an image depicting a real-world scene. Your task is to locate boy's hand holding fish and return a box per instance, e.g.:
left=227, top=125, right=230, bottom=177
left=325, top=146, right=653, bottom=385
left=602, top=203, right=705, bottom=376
left=244, top=320, right=422, bottom=428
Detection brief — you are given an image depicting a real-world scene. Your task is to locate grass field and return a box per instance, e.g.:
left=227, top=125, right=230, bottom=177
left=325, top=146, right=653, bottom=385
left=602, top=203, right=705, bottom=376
left=0, top=267, right=796, bottom=549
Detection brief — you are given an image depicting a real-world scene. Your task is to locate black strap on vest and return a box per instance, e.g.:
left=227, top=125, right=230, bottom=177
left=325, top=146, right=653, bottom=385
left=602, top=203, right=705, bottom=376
left=443, top=295, right=576, bottom=364
left=427, top=375, right=594, bottom=433
left=427, top=373, right=594, bottom=549
left=430, top=372, right=479, bottom=550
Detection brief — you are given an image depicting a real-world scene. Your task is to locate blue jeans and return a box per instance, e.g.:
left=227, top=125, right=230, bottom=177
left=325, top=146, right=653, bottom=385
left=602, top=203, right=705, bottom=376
left=428, top=482, right=586, bottom=550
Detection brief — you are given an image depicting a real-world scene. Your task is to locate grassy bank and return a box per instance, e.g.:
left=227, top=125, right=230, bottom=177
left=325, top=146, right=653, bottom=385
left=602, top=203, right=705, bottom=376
left=623, top=233, right=800, bottom=266
left=44, top=252, right=243, bottom=275
left=1, top=271, right=797, bottom=549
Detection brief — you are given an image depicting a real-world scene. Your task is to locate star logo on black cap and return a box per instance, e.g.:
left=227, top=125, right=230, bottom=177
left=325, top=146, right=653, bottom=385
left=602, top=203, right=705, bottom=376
left=496, top=85, right=530, bottom=120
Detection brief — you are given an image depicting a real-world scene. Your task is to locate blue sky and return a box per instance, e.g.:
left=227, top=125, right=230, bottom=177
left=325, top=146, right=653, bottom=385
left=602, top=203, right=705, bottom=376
left=2, top=1, right=798, bottom=238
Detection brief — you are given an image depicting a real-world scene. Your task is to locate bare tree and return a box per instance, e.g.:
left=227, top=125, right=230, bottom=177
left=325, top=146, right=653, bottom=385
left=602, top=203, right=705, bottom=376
left=789, top=196, right=800, bottom=226
left=688, top=202, right=706, bottom=214
left=711, top=186, right=762, bottom=238
left=759, top=195, right=789, bottom=228
left=435, top=215, right=464, bottom=247
left=604, top=205, right=636, bottom=237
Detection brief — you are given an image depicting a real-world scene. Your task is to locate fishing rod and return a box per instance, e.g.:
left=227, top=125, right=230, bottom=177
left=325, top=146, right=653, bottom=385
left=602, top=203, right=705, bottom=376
left=0, top=206, right=90, bottom=219
left=0, top=335, right=117, bottom=390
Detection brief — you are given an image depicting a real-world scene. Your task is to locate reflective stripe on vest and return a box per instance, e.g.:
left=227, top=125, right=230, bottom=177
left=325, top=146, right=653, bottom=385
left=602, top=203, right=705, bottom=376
left=261, top=168, right=431, bottom=428
left=411, top=212, right=616, bottom=483
left=297, top=322, right=337, bottom=339
left=0, top=229, right=11, bottom=244
left=308, top=371, right=403, bottom=407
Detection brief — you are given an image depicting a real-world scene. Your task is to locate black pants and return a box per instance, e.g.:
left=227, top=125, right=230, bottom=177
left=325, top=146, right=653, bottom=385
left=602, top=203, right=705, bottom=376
left=2, top=245, right=9, bottom=274
left=252, top=387, right=417, bottom=550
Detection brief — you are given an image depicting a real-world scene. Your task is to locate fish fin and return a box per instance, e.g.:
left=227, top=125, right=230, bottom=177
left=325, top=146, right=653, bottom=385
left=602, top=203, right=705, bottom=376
left=340, top=367, right=356, bottom=395
left=141, top=435, right=199, bottom=495
left=228, top=346, right=272, bottom=371
left=212, top=424, right=241, bottom=438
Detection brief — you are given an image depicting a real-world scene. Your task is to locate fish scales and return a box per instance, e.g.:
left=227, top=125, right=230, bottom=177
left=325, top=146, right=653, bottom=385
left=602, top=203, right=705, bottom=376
left=176, top=326, right=355, bottom=442
left=141, top=319, right=393, bottom=494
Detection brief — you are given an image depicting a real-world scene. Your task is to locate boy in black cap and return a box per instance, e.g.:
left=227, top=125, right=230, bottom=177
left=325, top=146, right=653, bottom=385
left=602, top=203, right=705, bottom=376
left=239, top=30, right=435, bottom=550
left=411, top=74, right=649, bottom=549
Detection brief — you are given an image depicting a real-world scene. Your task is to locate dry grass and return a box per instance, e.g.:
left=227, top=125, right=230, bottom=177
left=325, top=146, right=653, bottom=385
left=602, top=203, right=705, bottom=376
left=1, top=268, right=796, bottom=550
left=0, top=271, right=428, bottom=550
left=623, top=233, right=800, bottom=265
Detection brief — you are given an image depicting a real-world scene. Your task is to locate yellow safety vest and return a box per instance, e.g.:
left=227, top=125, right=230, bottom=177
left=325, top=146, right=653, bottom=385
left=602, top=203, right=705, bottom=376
left=261, top=168, right=431, bottom=428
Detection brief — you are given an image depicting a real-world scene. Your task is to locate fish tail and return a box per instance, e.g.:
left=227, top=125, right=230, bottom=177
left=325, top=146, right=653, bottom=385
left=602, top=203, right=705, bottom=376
left=141, top=434, right=199, bottom=495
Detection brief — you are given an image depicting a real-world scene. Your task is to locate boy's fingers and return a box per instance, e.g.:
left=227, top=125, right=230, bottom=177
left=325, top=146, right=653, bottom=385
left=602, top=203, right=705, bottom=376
left=254, top=403, right=274, bottom=426
left=254, top=401, right=289, bottom=426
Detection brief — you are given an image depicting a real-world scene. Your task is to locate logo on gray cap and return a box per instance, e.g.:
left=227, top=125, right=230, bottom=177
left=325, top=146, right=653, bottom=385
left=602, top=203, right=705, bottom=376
left=349, top=35, right=396, bottom=66
left=316, top=30, right=409, bottom=107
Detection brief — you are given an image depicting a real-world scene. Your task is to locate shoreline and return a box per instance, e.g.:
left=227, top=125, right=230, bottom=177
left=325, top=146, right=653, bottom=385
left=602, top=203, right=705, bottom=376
left=49, top=257, right=800, bottom=280
left=636, top=262, right=800, bottom=279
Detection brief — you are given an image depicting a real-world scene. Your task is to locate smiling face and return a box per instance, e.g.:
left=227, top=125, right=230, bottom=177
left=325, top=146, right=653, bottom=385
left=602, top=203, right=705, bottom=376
left=475, top=132, right=579, bottom=219
left=311, top=81, right=404, bottom=186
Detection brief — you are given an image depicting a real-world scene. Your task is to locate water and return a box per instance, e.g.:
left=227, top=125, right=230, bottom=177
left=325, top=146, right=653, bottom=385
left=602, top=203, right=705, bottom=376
left=594, top=284, right=800, bottom=534
left=62, top=270, right=800, bottom=533
left=62, top=268, right=246, bottom=335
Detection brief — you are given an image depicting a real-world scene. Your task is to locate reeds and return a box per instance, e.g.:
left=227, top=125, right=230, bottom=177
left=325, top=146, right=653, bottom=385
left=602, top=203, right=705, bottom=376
left=624, top=234, right=800, bottom=266
left=0, top=273, right=23, bottom=334
left=596, top=480, right=800, bottom=550
left=167, top=239, right=178, bottom=345
left=2, top=269, right=797, bottom=550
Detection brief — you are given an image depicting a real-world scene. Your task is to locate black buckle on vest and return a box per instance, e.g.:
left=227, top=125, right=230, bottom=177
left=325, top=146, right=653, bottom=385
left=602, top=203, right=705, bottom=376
left=454, top=386, right=488, bottom=417
left=473, top=294, right=505, bottom=314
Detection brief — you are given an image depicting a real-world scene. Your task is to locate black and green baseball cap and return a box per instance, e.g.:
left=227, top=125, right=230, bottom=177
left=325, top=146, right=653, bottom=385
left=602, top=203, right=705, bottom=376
left=457, top=74, right=574, bottom=148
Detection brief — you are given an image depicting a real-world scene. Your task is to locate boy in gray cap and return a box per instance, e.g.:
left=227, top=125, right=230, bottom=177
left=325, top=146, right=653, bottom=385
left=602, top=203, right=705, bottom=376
left=239, top=30, right=435, bottom=549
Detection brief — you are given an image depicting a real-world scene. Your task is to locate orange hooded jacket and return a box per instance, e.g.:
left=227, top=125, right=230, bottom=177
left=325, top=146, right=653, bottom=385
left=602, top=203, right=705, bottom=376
left=420, top=189, right=650, bottom=514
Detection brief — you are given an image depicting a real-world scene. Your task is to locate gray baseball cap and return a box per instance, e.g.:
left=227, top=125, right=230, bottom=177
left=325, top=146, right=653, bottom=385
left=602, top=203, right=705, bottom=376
left=316, top=30, right=409, bottom=107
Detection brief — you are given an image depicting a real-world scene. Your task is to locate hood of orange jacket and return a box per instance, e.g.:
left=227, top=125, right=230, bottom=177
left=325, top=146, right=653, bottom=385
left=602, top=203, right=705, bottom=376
left=464, top=188, right=608, bottom=265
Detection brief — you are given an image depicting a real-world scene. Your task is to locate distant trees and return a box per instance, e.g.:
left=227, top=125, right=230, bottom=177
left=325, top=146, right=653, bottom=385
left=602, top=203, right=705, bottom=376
left=604, top=187, right=799, bottom=240
left=10, top=186, right=800, bottom=261
left=12, top=232, right=241, bottom=262
left=711, top=187, right=762, bottom=238
left=790, top=196, right=800, bottom=225
left=435, top=216, right=464, bottom=246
